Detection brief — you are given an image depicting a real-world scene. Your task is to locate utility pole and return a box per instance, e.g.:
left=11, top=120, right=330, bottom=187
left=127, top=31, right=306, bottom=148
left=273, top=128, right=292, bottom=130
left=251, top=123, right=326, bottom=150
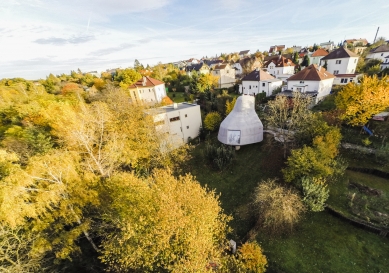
left=373, top=27, right=380, bottom=43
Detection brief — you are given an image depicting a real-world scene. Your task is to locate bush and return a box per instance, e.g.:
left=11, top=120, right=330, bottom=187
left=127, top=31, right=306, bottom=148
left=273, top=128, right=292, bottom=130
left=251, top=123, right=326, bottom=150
left=204, top=112, right=222, bottom=132
left=253, top=179, right=306, bottom=234
left=301, top=177, right=329, bottom=212
left=204, top=142, right=234, bottom=170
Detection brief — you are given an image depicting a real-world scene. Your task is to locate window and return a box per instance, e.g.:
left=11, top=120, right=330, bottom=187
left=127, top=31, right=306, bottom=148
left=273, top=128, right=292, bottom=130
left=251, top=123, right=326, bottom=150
left=350, top=79, right=353, bottom=82
left=187, top=126, right=189, bottom=129
left=333, top=70, right=339, bottom=75
left=170, top=116, right=180, bottom=122
left=262, top=83, right=265, bottom=87
left=340, top=79, right=348, bottom=83
left=249, top=85, right=251, bottom=89
left=297, top=88, right=302, bottom=92
left=185, top=114, right=187, bottom=117
left=300, top=81, right=304, bottom=83
left=336, top=60, right=341, bottom=64
left=381, top=53, right=384, bottom=56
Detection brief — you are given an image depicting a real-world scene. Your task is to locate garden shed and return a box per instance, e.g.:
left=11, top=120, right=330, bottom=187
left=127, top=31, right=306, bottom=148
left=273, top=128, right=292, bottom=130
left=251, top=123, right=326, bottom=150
left=218, top=95, right=263, bottom=146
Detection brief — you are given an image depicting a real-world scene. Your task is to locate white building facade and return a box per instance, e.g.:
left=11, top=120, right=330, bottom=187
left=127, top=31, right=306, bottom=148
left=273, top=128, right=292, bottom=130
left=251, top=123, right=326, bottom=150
left=240, top=69, right=282, bottom=96
left=152, top=103, right=202, bottom=145
left=211, top=64, right=236, bottom=88
left=129, top=76, right=167, bottom=105
left=366, top=45, right=389, bottom=62
left=320, top=47, right=359, bottom=75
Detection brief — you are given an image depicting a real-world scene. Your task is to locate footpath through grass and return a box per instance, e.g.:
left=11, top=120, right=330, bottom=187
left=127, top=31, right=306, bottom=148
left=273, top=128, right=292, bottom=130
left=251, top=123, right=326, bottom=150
left=187, top=135, right=389, bottom=273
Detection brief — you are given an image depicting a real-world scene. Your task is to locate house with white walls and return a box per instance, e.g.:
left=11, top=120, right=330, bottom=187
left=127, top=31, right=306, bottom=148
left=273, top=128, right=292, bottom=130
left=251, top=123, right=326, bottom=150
left=269, top=45, right=285, bottom=54
left=320, top=41, right=335, bottom=51
left=263, top=56, right=295, bottom=77
left=366, top=44, right=389, bottom=62
left=211, top=64, right=235, bottom=88
left=238, top=50, right=251, bottom=58
left=232, top=60, right=243, bottom=75
left=309, top=49, right=329, bottom=65
left=151, top=102, right=202, bottom=146
left=286, top=64, right=335, bottom=103
left=185, top=63, right=210, bottom=76
left=239, top=68, right=282, bottom=96
left=129, top=76, right=167, bottom=105
left=381, top=55, right=389, bottom=70
left=333, top=73, right=362, bottom=85
left=319, top=46, right=359, bottom=75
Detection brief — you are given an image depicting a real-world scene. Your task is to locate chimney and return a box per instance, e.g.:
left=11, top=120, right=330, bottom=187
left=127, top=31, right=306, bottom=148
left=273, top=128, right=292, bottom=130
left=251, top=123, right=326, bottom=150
left=142, top=76, right=147, bottom=86
left=173, top=103, right=178, bottom=109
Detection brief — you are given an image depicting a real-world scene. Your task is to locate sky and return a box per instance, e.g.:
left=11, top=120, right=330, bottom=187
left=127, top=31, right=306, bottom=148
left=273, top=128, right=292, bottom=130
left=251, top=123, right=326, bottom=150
left=1, top=0, right=389, bottom=80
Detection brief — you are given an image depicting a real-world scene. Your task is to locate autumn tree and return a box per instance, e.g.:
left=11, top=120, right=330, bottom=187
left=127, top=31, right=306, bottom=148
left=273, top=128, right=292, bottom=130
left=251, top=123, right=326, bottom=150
left=197, top=73, right=219, bottom=93
left=265, top=92, right=313, bottom=157
left=283, top=127, right=343, bottom=183
left=100, top=170, right=230, bottom=272
left=114, top=68, right=142, bottom=88
left=226, top=97, right=237, bottom=115
left=301, top=176, right=329, bottom=212
left=204, top=112, right=222, bottom=132
left=335, top=75, right=389, bottom=126
left=253, top=179, right=305, bottom=234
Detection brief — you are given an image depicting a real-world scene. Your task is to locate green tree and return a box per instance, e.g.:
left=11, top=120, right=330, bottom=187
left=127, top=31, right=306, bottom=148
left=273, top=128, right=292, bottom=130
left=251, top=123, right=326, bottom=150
left=335, top=75, right=389, bottom=126
left=226, top=97, right=237, bottom=115
left=283, top=127, right=342, bottom=183
left=204, top=112, right=222, bottom=131
left=301, top=177, right=329, bottom=212
left=197, top=73, right=220, bottom=93
left=134, top=59, right=144, bottom=72
left=301, top=55, right=310, bottom=67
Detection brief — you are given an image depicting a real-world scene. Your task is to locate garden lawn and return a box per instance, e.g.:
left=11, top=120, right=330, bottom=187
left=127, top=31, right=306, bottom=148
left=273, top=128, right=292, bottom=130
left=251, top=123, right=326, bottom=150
left=167, top=91, right=187, bottom=103
left=187, top=135, right=285, bottom=239
left=187, top=135, right=389, bottom=273
left=257, top=211, right=389, bottom=273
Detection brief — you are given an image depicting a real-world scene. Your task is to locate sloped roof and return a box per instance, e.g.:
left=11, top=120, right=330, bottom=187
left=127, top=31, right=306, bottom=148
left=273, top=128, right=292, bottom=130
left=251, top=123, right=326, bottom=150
left=239, top=50, right=250, bottom=55
left=242, top=69, right=276, bottom=81
left=312, top=48, right=329, bottom=57
left=264, top=56, right=295, bottom=67
left=321, top=47, right=359, bottom=60
left=204, top=59, right=223, bottom=66
left=287, top=64, right=335, bottom=81
left=213, top=64, right=228, bottom=70
left=185, top=63, right=209, bottom=72
left=129, top=76, right=164, bottom=88
left=369, top=44, right=389, bottom=53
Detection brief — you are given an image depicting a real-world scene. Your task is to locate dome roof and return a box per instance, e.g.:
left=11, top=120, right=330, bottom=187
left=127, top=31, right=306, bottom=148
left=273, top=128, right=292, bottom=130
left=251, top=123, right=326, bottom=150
left=218, top=95, right=263, bottom=145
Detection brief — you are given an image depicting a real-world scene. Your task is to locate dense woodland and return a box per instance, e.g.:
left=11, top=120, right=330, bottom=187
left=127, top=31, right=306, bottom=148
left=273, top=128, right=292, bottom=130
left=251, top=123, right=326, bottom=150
left=1, top=43, right=389, bottom=272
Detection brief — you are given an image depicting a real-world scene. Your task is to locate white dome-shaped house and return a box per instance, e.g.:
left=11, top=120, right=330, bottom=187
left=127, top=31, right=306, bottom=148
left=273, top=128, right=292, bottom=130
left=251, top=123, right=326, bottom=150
left=218, top=95, right=263, bottom=147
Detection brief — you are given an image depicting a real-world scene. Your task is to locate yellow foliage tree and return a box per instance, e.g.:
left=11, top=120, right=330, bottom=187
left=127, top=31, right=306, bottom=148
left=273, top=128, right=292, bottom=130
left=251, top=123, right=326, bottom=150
left=225, top=97, right=237, bottom=115
left=204, top=112, right=222, bottom=131
left=335, top=75, right=389, bottom=126
left=197, top=73, right=220, bottom=92
left=100, top=169, right=231, bottom=272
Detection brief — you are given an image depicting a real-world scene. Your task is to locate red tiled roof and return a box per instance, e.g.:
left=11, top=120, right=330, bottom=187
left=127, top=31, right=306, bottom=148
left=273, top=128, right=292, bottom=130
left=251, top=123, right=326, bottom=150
left=312, top=48, right=329, bottom=57
left=264, top=56, right=296, bottom=67
left=287, top=64, right=335, bottom=81
left=129, top=76, right=164, bottom=88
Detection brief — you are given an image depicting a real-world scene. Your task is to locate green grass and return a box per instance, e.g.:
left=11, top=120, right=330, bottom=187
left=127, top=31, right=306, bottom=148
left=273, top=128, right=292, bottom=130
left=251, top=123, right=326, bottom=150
left=186, top=135, right=389, bottom=273
left=167, top=91, right=187, bottom=103
left=257, top=212, right=389, bottom=273
left=312, top=94, right=336, bottom=112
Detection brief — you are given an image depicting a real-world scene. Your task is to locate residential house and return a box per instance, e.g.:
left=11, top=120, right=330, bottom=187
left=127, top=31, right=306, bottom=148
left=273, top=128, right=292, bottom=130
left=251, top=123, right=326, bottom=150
left=269, top=45, right=285, bottom=54
left=239, top=56, right=262, bottom=76
left=211, top=64, right=235, bottom=88
left=151, top=102, right=202, bottom=146
left=333, top=73, right=362, bottom=85
left=344, top=38, right=369, bottom=46
left=319, top=41, right=335, bottom=51
left=185, top=63, right=210, bottom=76
left=129, top=76, right=167, bottom=105
left=238, top=50, right=250, bottom=58
left=308, top=49, right=328, bottom=66
left=319, top=45, right=359, bottom=75
left=232, top=60, right=243, bottom=75
left=366, top=44, right=389, bottom=62
left=186, top=58, right=201, bottom=65
left=239, top=68, right=282, bottom=97
left=286, top=64, right=335, bottom=103
left=291, top=46, right=302, bottom=53
left=381, top=55, right=389, bottom=70
left=204, top=59, right=224, bottom=69
left=263, top=56, right=296, bottom=77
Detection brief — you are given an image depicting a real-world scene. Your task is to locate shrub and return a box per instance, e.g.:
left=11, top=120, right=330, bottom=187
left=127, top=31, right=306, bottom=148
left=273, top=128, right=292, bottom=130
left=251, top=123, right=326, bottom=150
left=204, top=142, right=234, bottom=170
left=301, top=177, right=329, bottom=212
left=204, top=112, right=222, bottom=132
left=253, top=179, right=306, bottom=234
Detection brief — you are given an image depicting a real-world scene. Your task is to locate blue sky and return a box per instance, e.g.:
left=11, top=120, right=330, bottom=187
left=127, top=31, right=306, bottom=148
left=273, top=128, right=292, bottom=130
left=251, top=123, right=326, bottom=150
left=1, top=0, right=389, bottom=80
